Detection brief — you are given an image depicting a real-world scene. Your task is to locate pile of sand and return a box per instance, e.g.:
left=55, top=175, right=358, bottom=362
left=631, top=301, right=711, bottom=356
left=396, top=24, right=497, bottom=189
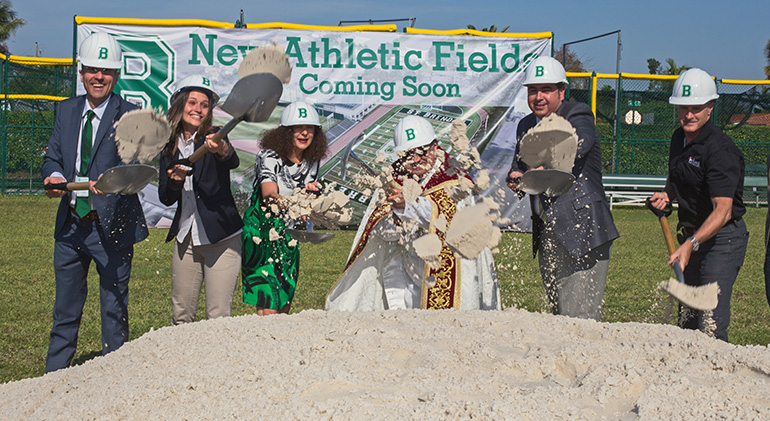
left=2, top=309, right=768, bottom=419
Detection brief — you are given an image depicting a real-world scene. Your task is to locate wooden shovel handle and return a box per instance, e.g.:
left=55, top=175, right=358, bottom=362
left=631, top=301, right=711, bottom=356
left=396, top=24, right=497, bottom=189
left=185, top=125, right=230, bottom=164
left=658, top=215, right=678, bottom=255
left=45, top=181, right=89, bottom=191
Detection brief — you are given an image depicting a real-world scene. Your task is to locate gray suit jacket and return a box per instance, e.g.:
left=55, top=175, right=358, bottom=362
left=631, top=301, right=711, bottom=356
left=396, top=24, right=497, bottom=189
left=42, top=93, right=148, bottom=251
left=510, top=101, right=618, bottom=257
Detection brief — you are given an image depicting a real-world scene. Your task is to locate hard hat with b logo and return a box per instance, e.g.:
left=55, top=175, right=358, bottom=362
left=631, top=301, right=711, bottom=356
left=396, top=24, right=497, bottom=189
left=669, top=68, right=719, bottom=105
left=281, top=100, right=321, bottom=127
left=522, top=55, right=568, bottom=86
left=170, top=75, right=220, bottom=106
left=393, top=115, right=436, bottom=152
left=78, top=32, right=123, bottom=70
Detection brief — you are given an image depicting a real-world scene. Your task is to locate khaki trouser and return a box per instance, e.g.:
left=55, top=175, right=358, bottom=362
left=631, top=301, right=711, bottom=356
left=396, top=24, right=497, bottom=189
left=171, top=233, right=241, bottom=325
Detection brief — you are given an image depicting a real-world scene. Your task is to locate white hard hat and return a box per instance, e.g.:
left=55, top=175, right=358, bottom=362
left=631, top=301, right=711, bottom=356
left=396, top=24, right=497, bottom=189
left=281, top=100, right=321, bottom=127
left=393, top=115, right=436, bottom=152
left=669, top=68, right=719, bottom=105
left=78, top=32, right=122, bottom=70
left=522, top=56, right=568, bottom=86
left=171, top=75, right=220, bottom=106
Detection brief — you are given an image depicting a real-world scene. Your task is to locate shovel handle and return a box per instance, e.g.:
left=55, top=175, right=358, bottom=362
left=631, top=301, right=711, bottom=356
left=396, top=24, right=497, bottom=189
left=45, top=181, right=89, bottom=191
left=185, top=118, right=240, bottom=164
left=187, top=143, right=209, bottom=164
left=646, top=197, right=687, bottom=284
left=646, top=198, right=677, bottom=255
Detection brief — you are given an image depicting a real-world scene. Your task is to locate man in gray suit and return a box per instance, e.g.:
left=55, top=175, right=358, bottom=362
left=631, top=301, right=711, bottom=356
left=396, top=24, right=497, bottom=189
left=507, top=56, right=618, bottom=321
left=42, top=32, right=148, bottom=372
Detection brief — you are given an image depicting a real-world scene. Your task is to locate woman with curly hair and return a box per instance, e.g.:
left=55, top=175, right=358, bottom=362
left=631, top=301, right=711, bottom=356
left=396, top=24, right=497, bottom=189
left=158, top=75, right=243, bottom=324
left=241, top=100, right=328, bottom=315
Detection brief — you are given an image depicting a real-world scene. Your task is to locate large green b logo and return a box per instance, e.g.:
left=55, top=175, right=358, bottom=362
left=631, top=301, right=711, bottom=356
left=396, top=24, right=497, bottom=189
left=682, top=85, right=691, bottom=97
left=112, top=35, right=176, bottom=110
left=535, top=66, right=544, bottom=77
left=298, top=107, right=307, bottom=118
left=98, top=47, right=108, bottom=60
left=405, top=128, right=416, bottom=140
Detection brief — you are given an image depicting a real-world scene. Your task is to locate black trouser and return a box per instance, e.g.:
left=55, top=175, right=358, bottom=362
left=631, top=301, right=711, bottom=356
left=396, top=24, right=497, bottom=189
left=680, top=219, right=748, bottom=342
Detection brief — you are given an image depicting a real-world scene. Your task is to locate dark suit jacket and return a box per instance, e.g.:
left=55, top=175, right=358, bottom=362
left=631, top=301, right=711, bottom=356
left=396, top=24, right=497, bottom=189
left=158, top=134, right=243, bottom=244
left=42, top=93, right=148, bottom=251
left=510, top=101, right=619, bottom=258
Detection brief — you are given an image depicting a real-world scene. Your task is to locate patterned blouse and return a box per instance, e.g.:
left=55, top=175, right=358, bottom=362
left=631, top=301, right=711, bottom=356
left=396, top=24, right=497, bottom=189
left=255, top=149, right=319, bottom=196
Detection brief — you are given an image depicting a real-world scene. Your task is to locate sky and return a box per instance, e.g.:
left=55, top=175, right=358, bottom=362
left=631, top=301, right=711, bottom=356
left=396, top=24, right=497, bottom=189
left=7, top=0, right=770, bottom=81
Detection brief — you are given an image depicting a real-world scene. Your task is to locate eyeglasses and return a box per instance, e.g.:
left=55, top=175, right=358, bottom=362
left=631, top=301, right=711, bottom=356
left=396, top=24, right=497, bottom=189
left=82, top=66, right=118, bottom=76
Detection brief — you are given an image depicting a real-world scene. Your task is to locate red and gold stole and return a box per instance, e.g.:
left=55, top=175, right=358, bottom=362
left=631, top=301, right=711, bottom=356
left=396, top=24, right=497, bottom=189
left=343, top=151, right=471, bottom=309
left=419, top=181, right=461, bottom=309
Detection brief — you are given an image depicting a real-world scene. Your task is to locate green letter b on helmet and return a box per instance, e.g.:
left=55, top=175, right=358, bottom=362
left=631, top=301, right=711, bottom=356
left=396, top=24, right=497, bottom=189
left=682, top=85, right=691, bottom=97
left=98, top=47, right=109, bottom=60
left=535, top=66, right=544, bottom=77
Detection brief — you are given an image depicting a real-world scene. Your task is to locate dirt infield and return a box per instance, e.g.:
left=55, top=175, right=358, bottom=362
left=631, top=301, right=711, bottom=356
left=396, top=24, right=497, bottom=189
left=2, top=309, right=769, bottom=419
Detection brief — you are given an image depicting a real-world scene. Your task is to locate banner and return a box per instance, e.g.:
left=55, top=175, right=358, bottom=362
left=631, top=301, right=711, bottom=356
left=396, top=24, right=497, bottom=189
left=77, top=22, right=550, bottom=230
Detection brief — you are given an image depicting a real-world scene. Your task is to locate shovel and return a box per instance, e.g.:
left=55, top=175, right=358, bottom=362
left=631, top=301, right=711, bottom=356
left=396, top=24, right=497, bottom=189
left=518, top=168, right=575, bottom=197
left=340, top=132, right=377, bottom=180
left=45, top=164, right=157, bottom=195
left=645, top=198, right=719, bottom=311
left=286, top=229, right=335, bottom=244
left=285, top=189, right=336, bottom=244
left=167, top=72, right=283, bottom=171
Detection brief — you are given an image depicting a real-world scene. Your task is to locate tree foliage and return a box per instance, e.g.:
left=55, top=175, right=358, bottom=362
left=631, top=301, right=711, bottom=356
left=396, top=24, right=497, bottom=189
left=466, top=24, right=510, bottom=33
left=764, top=39, right=770, bottom=79
left=553, top=46, right=587, bottom=73
left=0, top=1, right=25, bottom=54
left=647, top=58, right=661, bottom=75
left=646, top=57, right=689, bottom=92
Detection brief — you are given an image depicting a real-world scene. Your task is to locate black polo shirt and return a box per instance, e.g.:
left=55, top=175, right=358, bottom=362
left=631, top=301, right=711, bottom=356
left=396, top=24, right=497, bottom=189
left=667, top=120, right=745, bottom=230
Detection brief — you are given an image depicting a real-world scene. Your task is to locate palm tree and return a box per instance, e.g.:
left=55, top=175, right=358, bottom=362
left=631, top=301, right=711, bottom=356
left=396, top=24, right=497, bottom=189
left=0, top=1, right=25, bottom=54
left=764, top=39, right=770, bottom=79
left=663, top=58, right=688, bottom=76
left=467, top=24, right=510, bottom=33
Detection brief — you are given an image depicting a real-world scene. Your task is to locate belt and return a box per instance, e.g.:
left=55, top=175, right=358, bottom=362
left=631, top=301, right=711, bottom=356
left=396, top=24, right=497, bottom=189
left=677, top=218, right=742, bottom=243
left=70, top=208, right=99, bottom=221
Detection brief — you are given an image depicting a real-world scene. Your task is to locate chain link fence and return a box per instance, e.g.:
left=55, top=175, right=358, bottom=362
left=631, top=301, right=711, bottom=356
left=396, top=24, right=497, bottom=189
left=0, top=55, right=74, bottom=194
left=566, top=74, right=770, bottom=178
left=1, top=55, right=768, bottom=196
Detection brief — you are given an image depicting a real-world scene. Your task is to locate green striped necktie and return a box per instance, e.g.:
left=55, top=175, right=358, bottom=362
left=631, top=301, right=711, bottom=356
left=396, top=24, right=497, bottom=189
left=75, top=110, right=95, bottom=218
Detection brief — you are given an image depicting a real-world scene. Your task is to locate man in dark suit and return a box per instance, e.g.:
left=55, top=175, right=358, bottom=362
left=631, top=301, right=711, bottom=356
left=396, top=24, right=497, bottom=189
left=42, top=32, right=148, bottom=372
left=507, top=56, right=618, bottom=321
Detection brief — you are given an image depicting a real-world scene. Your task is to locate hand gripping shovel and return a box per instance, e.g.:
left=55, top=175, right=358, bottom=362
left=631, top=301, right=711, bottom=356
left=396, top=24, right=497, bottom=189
left=167, top=72, right=283, bottom=172
left=45, top=164, right=157, bottom=195
left=645, top=198, right=719, bottom=311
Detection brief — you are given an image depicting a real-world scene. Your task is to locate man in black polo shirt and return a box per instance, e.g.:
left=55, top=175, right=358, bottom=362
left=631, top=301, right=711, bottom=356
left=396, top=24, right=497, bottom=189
left=649, top=68, right=748, bottom=342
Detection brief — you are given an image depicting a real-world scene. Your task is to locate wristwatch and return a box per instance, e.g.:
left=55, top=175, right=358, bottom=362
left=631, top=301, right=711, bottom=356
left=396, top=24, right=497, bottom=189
left=687, top=236, right=700, bottom=252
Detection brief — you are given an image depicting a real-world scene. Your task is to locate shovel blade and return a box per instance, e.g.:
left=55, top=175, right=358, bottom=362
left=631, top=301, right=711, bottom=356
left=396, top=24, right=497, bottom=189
left=520, top=169, right=575, bottom=197
left=286, top=229, right=335, bottom=244
left=660, top=278, right=720, bottom=311
left=95, top=164, right=157, bottom=195
left=220, top=73, right=283, bottom=123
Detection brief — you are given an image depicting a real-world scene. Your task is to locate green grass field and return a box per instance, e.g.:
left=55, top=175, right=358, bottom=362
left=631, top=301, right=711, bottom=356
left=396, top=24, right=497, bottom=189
left=1, top=195, right=768, bottom=384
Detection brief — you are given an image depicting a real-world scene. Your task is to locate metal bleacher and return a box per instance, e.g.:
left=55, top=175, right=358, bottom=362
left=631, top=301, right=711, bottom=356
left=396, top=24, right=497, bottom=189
left=602, top=170, right=768, bottom=209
